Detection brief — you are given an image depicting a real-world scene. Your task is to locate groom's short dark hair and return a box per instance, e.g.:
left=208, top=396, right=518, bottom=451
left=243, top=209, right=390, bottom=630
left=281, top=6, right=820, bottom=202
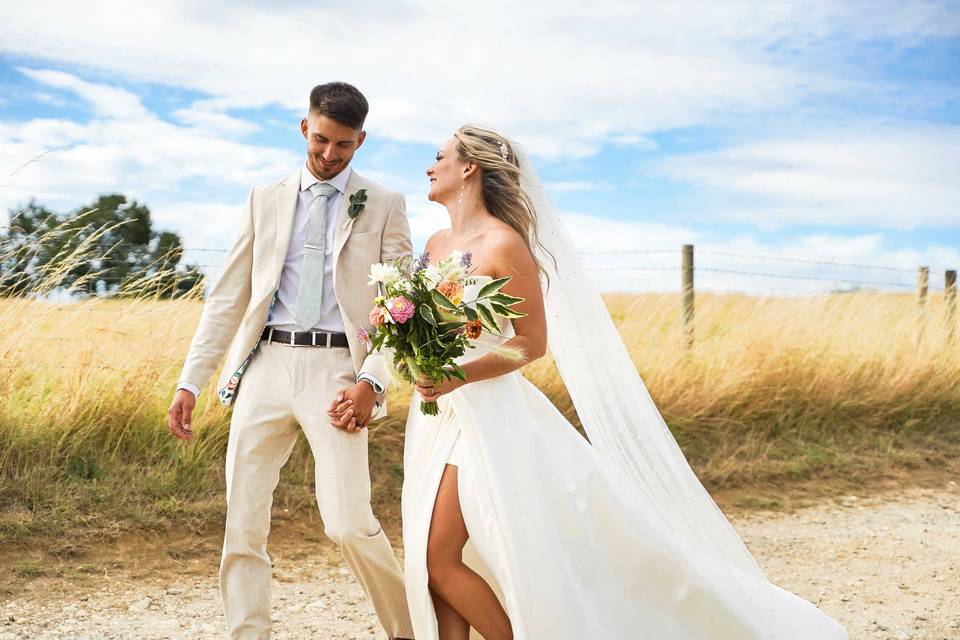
left=309, top=82, right=369, bottom=130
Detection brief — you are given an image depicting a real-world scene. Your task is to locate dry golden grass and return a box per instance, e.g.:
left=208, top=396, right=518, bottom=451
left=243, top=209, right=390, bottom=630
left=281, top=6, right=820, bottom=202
left=1, top=287, right=958, bottom=546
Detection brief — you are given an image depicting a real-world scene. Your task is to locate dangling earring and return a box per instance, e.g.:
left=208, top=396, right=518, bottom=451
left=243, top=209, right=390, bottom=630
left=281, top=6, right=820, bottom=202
left=457, top=181, right=465, bottom=207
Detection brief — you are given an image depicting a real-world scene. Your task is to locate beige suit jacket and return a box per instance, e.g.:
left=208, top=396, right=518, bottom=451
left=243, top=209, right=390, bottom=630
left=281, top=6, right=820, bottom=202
left=178, top=168, right=412, bottom=420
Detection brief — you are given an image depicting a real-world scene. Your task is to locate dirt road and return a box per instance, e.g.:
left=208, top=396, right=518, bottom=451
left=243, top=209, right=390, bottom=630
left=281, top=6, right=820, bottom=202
left=2, top=483, right=957, bottom=639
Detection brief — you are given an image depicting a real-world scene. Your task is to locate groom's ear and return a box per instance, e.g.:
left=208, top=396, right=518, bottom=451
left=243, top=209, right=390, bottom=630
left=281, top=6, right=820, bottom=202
left=355, top=130, right=366, bottom=149
left=300, top=118, right=309, bottom=139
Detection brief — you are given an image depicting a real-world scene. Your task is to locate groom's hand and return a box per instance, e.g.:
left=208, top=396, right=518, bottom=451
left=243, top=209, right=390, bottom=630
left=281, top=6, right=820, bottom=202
left=167, top=389, right=196, bottom=441
left=327, top=382, right=376, bottom=433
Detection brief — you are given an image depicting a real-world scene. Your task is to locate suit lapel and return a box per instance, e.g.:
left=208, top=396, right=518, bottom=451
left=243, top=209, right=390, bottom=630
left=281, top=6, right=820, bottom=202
left=273, top=170, right=301, bottom=283
left=332, top=170, right=359, bottom=274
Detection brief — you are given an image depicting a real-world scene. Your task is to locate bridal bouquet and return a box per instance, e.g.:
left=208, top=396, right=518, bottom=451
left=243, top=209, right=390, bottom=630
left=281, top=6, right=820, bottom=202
left=359, top=250, right=527, bottom=415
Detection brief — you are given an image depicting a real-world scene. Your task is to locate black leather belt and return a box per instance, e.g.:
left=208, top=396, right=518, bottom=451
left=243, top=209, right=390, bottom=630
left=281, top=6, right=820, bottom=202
left=260, top=327, right=349, bottom=348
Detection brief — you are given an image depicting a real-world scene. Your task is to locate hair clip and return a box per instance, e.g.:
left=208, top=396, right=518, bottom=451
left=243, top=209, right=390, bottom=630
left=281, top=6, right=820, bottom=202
left=499, top=141, right=509, bottom=161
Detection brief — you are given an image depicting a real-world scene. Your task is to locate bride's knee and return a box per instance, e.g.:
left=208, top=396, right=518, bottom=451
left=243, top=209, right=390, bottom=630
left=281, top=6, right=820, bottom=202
left=426, top=547, right=461, bottom=591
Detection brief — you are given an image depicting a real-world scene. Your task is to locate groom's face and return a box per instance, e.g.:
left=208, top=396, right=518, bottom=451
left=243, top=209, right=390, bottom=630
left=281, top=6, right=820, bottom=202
left=301, top=112, right=366, bottom=180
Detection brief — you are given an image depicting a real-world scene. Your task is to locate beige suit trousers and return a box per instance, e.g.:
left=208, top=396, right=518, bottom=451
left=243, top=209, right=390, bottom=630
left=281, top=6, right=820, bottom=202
left=219, top=340, right=413, bottom=639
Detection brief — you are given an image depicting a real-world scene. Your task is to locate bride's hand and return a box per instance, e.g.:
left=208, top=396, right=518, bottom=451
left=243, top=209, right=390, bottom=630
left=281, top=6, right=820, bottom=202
left=415, top=373, right=464, bottom=402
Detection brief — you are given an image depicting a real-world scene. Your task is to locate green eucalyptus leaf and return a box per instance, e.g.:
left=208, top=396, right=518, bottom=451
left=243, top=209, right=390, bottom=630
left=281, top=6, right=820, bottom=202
left=439, top=321, right=468, bottom=333
left=489, top=292, right=524, bottom=306
left=476, top=303, right=501, bottom=333
left=490, top=302, right=528, bottom=318
left=432, top=289, right=459, bottom=311
left=419, top=304, right=438, bottom=327
left=477, top=276, right=511, bottom=299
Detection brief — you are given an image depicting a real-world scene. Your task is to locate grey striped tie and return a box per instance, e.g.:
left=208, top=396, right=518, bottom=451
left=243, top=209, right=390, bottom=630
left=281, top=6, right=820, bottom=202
left=294, top=182, right=338, bottom=331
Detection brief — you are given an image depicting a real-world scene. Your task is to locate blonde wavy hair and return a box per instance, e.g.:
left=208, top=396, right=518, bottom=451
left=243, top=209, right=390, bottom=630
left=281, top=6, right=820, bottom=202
left=453, top=125, right=554, bottom=288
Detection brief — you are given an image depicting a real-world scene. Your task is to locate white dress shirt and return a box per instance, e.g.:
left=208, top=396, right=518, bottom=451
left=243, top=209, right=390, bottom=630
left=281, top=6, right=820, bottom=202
left=177, top=163, right=384, bottom=398
left=267, top=163, right=349, bottom=332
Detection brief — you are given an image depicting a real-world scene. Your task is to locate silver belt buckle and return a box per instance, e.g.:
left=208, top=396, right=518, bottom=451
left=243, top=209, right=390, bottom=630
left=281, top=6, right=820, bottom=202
left=288, top=331, right=296, bottom=346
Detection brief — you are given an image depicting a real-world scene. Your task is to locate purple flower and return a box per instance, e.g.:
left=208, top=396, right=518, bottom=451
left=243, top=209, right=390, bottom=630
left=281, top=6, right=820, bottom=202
left=413, top=251, right=431, bottom=273
left=460, top=251, right=472, bottom=268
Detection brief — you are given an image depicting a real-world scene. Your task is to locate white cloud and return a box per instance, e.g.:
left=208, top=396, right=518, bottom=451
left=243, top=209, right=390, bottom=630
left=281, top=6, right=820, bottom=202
left=544, top=181, right=611, bottom=193
left=2, top=0, right=957, bottom=292
left=1, top=1, right=956, bottom=158
left=18, top=67, right=149, bottom=120
left=541, top=212, right=959, bottom=294
left=172, top=106, right=261, bottom=137
left=0, top=69, right=299, bottom=222
left=656, top=124, right=960, bottom=228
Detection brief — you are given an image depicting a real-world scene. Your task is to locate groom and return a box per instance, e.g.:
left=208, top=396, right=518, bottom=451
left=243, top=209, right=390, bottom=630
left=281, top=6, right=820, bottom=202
left=167, top=82, right=414, bottom=640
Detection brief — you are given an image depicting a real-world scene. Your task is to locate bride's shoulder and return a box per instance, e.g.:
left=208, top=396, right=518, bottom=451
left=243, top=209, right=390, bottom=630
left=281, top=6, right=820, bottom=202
left=424, top=228, right=451, bottom=252
left=484, top=224, right=531, bottom=256
left=479, top=225, right=537, bottom=275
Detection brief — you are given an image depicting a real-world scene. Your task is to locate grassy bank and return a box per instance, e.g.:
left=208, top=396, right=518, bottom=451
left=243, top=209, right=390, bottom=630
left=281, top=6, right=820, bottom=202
left=1, top=290, right=958, bottom=548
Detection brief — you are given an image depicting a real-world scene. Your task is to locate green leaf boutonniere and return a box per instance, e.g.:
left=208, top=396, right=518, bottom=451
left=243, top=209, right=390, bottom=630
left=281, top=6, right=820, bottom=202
left=348, top=188, right=368, bottom=219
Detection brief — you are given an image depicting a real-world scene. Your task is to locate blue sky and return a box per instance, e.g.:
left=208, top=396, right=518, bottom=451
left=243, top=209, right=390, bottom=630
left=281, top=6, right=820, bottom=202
left=1, top=1, right=958, bottom=294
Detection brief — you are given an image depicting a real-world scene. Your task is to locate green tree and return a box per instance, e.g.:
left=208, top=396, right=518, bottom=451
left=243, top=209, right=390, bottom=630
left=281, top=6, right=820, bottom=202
left=1, top=194, right=204, bottom=298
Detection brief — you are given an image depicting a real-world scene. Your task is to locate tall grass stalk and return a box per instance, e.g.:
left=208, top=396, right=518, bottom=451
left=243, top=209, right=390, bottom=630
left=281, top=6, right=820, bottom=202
left=2, top=219, right=957, bottom=545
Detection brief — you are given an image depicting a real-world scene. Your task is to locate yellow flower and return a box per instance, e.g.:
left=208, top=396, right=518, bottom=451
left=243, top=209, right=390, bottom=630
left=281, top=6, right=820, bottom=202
left=437, top=281, right=464, bottom=306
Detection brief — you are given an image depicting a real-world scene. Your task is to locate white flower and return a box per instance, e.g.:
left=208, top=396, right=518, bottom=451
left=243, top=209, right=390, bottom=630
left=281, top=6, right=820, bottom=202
left=439, top=261, right=464, bottom=282
left=422, top=265, right=443, bottom=289
left=368, top=263, right=401, bottom=286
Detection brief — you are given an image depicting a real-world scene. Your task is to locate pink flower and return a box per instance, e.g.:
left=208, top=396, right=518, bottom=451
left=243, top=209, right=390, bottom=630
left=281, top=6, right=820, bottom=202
left=369, top=305, right=385, bottom=327
left=385, top=296, right=416, bottom=324
left=356, top=327, right=372, bottom=353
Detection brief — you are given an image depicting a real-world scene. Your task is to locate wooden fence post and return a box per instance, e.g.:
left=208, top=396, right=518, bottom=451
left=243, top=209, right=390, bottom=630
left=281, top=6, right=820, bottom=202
left=947, top=270, right=957, bottom=342
left=917, top=266, right=930, bottom=344
left=918, top=266, right=929, bottom=308
left=682, top=244, right=694, bottom=351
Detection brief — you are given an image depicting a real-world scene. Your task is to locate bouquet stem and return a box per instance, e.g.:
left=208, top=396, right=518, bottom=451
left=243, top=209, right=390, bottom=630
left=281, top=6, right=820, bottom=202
left=405, top=356, right=441, bottom=416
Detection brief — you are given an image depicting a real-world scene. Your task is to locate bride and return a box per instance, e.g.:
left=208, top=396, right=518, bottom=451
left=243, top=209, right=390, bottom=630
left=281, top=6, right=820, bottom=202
left=400, top=125, right=848, bottom=640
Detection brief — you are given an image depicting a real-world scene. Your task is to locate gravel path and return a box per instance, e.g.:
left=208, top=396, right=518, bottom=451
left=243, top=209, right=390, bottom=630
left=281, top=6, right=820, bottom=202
left=2, top=483, right=957, bottom=639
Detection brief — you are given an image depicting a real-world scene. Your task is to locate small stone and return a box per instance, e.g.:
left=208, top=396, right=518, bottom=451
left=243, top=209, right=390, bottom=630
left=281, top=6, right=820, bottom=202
left=128, top=597, right=152, bottom=612
left=305, top=599, right=327, bottom=611
left=165, top=587, right=185, bottom=595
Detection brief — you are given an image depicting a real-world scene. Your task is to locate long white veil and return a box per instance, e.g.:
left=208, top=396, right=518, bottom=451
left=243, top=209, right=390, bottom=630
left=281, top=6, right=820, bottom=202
left=512, top=140, right=765, bottom=578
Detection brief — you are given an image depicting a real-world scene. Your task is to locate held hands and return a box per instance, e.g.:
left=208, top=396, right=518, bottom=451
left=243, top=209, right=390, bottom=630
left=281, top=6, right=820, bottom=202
left=167, top=389, right=197, bottom=441
left=414, top=372, right=465, bottom=403
left=327, top=381, right=378, bottom=433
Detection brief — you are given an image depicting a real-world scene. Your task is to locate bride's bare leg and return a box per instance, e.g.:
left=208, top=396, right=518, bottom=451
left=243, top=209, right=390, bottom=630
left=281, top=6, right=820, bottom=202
left=427, top=464, right=513, bottom=640
left=430, top=585, right=469, bottom=640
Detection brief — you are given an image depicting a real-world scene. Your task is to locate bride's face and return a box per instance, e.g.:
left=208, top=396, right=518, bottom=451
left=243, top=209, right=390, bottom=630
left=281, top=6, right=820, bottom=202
left=426, top=137, right=466, bottom=204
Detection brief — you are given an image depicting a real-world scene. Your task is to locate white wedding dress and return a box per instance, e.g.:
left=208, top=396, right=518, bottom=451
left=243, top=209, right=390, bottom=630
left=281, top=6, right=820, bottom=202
left=401, top=317, right=847, bottom=640
left=400, top=136, right=847, bottom=638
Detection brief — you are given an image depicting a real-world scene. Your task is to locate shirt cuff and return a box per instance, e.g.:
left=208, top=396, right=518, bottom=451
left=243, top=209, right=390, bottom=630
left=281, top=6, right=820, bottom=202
left=357, top=372, right=385, bottom=395
left=177, top=381, right=201, bottom=398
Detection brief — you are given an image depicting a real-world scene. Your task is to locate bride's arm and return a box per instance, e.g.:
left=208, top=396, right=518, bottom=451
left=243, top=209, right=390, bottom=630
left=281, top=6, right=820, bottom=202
left=457, top=231, right=548, bottom=384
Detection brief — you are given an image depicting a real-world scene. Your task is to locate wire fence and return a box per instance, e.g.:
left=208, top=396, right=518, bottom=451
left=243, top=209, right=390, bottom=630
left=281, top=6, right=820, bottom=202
left=3, top=244, right=956, bottom=370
